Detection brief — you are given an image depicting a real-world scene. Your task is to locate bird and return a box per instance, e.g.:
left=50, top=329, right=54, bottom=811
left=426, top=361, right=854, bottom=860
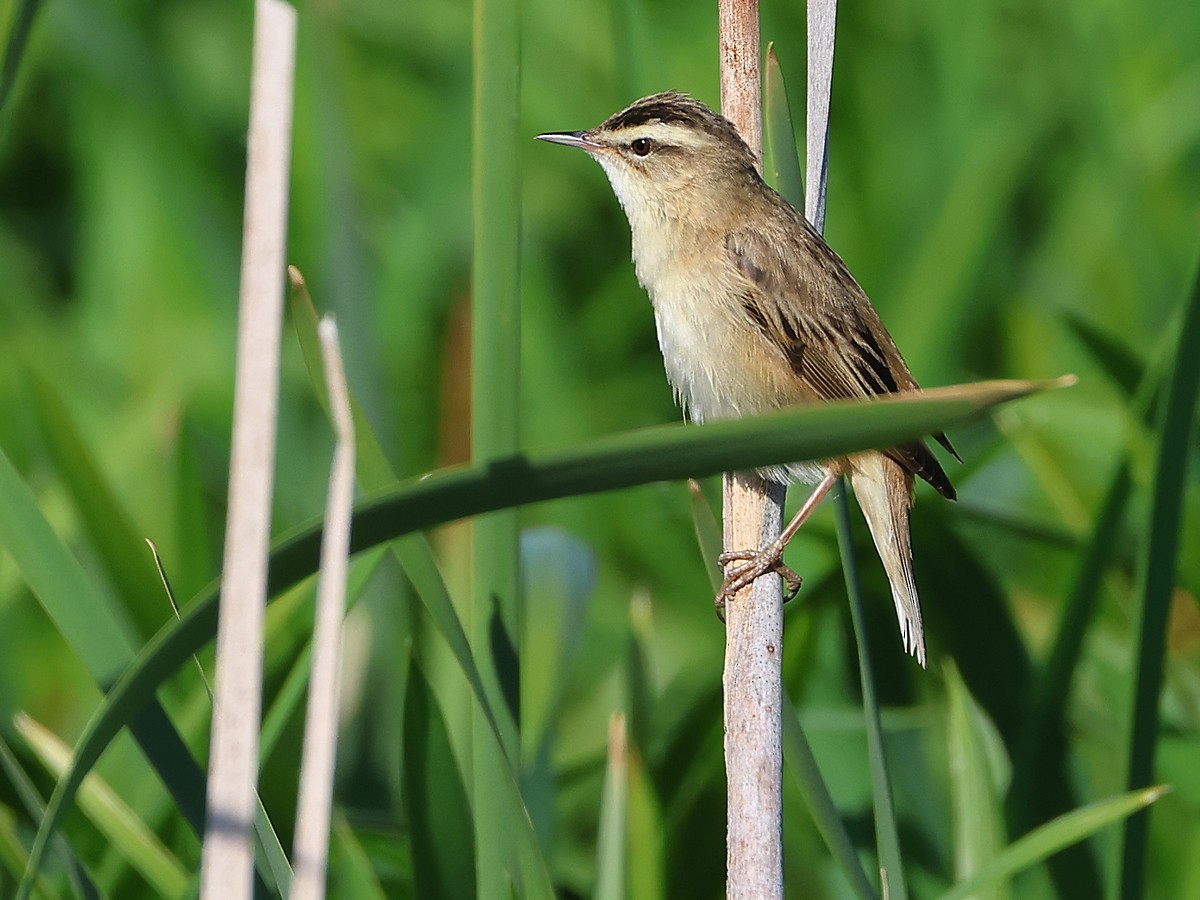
left=536, top=91, right=959, bottom=666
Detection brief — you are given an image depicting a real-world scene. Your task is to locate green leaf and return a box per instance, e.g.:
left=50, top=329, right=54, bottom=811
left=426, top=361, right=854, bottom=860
left=941, top=787, right=1167, bottom=900
left=16, top=714, right=189, bottom=900
left=30, top=374, right=169, bottom=641
left=687, top=479, right=722, bottom=592
left=764, top=43, right=805, bottom=210
left=1120, top=258, right=1200, bottom=897
left=403, top=668, right=477, bottom=900
left=945, top=664, right=1009, bottom=900
left=0, top=0, right=43, bottom=121
left=594, top=714, right=628, bottom=900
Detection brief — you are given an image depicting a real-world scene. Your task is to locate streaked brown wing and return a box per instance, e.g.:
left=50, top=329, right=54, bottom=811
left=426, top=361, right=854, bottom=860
left=726, top=220, right=958, bottom=500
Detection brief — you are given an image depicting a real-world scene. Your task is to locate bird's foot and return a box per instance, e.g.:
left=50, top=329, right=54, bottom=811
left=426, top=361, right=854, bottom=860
left=715, top=543, right=802, bottom=620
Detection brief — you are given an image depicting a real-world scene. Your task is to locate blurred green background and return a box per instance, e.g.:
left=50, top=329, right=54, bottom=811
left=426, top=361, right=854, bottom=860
left=1, top=0, right=1198, bottom=897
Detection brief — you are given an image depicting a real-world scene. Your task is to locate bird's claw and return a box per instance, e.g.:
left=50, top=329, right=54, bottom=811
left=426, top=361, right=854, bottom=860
left=714, top=546, right=802, bottom=620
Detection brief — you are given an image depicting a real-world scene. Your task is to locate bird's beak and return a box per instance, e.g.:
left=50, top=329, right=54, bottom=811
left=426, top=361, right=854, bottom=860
left=535, top=130, right=605, bottom=152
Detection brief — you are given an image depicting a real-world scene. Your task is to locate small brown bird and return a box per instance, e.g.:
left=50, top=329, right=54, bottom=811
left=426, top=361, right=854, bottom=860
left=537, top=92, right=958, bottom=665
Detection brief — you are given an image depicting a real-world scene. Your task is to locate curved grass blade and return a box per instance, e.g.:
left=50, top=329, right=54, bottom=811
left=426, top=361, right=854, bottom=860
left=942, top=787, right=1168, bottom=900
left=1120, top=259, right=1200, bottom=899
left=17, top=376, right=1064, bottom=891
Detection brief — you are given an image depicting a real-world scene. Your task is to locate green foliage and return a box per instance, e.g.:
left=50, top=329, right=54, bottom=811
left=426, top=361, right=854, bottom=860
left=1, top=0, right=1198, bottom=898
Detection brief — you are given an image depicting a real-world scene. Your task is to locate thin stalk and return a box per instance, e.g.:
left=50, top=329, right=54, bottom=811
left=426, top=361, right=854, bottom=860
left=290, top=319, right=356, bottom=900
left=199, top=3, right=296, bottom=898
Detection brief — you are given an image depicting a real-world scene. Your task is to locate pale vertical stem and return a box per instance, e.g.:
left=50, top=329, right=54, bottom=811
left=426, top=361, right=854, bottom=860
left=805, top=0, right=836, bottom=231
left=199, top=2, right=296, bottom=898
left=718, top=3, right=785, bottom=899
left=290, top=319, right=356, bottom=900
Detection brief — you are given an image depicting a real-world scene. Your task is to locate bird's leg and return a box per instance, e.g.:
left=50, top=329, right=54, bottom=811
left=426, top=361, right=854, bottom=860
left=717, top=470, right=839, bottom=613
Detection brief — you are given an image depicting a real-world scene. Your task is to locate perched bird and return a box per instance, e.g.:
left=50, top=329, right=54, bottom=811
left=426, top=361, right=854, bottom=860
left=537, top=92, right=958, bottom=665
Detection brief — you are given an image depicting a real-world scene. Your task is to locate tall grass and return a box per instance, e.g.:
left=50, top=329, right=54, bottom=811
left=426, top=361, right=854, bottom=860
left=0, top=0, right=1198, bottom=898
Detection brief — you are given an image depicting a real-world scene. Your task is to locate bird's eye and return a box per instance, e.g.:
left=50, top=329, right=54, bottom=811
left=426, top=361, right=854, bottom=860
left=630, top=137, right=653, bottom=156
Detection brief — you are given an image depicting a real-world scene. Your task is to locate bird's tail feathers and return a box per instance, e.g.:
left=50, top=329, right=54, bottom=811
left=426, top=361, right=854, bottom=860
left=849, top=455, right=926, bottom=667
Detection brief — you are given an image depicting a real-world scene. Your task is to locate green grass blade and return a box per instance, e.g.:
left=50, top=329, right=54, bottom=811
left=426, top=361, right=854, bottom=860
left=329, top=813, right=388, bottom=900
left=403, top=668, right=477, bottom=900
left=0, top=808, right=61, bottom=900
left=836, top=488, right=905, bottom=900
left=1120, top=259, right=1200, bottom=899
left=289, top=269, right=395, bottom=488
left=0, top=0, right=43, bottom=121
left=764, top=44, right=805, bottom=209
left=0, top=441, right=211, bottom=857
left=16, top=714, right=189, bottom=900
left=781, top=704, right=879, bottom=900
left=687, top=479, right=722, bottom=591
left=945, top=664, right=1008, bottom=900
left=1061, top=313, right=1145, bottom=398
left=0, top=737, right=101, bottom=900
left=30, top=375, right=170, bottom=641
left=0, top=445, right=134, bottom=681
left=472, top=0, right=524, bottom=892
left=1009, top=461, right=1131, bottom=861
left=942, top=787, right=1168, bottom=900
left=594, top=714, right=628, bottom=900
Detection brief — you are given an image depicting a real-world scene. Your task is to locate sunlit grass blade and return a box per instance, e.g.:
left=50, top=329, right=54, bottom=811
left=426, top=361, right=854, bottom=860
left=836, top=489, right=905, bottom=900
left=941, top=787, right=1168, bottom=900
left=15, top=714, right=189, bottom=900
left=0, top=736, right=100, bottom=899
left=594, top=713, right=628, bottom=900
left=0, top=809, right=61, bottom=900
left=781, top=704, right=878, bottom=900
left=945, top=664, right=1008, bottom=900
left=1120, top=258, right=1200, bottom=898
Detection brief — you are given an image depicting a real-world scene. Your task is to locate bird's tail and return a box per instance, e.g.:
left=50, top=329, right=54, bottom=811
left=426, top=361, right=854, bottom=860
left=848, top=454, right=926, bottom=667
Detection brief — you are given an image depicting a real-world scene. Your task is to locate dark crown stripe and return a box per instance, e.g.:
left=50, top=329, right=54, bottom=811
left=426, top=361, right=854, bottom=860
left=601, top=92, right=749, bottom=148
